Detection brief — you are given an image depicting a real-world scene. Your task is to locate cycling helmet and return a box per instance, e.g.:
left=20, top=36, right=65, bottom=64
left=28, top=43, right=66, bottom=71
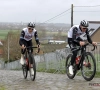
left=80, top=20, right=89, bottom=27
left=27, top=22, right=35, bottom=28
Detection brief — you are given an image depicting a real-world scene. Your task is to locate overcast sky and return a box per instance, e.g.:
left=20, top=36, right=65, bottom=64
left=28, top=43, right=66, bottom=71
left=0, top=0, right=100, bottom=24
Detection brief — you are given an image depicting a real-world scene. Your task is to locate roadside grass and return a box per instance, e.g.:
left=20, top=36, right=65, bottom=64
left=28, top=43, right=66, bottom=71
left=0, top=85, right=6, bottom=90
left=36, top=58, right=100, bottom=78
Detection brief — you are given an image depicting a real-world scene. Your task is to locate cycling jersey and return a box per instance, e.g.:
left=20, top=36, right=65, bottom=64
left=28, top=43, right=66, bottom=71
left=19, top=28, right=40, bottom=46
left=68, top=25, right=92, bottom=45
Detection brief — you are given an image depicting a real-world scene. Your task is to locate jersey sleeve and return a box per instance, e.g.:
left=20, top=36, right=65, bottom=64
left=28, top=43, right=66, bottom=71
left=86, top=30, right=92, bottom=44
left=19, top=30, right=25, bottom=46
left=72, top=27, right=80, bottom=45
left=34, top=31, right=40, bottom=45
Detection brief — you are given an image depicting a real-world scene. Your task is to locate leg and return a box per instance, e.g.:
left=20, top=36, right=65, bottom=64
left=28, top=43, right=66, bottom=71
left=68, top=38, right=78, bottom=75
left=71, top=50, right=77, bottom=65
left=69, top=46, right=78, bottom=75
left=19, top=40, right=28, bottom=65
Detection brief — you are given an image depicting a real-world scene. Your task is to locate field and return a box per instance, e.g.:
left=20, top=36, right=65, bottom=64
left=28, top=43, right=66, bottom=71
left=46, top=31, right=67, bottom=36
left=0, top=30, right=67, bottom=40
left=0, top=30, right=19, bottom=40
left=0, top=30, right=10, bottom=39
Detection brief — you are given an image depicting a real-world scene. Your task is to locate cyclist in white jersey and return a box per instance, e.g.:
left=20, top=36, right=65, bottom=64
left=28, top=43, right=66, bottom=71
left=67, top=20, right=97, bottom=75
left=19, top=22, right=40, bottom=74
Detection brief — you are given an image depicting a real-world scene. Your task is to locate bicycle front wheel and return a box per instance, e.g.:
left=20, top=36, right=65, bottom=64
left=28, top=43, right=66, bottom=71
left=22, top=64, right=28, bottom=79
left=29, top=55, right=36, bottom=81
left=81, top=52, right=96, bottom=81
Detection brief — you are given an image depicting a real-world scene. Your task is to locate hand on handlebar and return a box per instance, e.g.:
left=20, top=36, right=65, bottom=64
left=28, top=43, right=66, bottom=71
left=92, top=42, right=97, bottom=46
left=79, top=41, right=85, bottom=46
left=37, top=44, right=40, bottom=48
left=21, top=44, right=26, bottom=49
left=36, top=44, right=40, bottom=54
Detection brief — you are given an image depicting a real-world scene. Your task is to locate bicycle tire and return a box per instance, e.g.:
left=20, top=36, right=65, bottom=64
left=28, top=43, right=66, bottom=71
left=81, top=52, right=96, bottom=81
left=29, top=54, right=36, bottom=81
left=65, top=54, right=77, bottom=79
left=22, top=64, right=28, bottom=79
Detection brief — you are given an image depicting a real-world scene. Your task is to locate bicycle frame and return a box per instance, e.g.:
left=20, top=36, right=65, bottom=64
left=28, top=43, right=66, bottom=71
left=76, top=46, right=86, bottom=70
left=24, top=49, right=31, bottom=68
left=72, top=43, right=96, bottom=70
left=24, top=46, right=39, bottom=67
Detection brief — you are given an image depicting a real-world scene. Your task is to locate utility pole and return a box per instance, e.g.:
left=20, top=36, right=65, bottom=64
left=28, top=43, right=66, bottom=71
left=8, top=33, right=9, bottom=62
left=71, top=4, right=73, bottom=27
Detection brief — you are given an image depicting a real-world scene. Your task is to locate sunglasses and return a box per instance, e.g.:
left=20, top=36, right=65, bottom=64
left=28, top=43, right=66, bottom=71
left=82, top=27, right=87, bottom=29
left=28, top=28, right=33, bottom=30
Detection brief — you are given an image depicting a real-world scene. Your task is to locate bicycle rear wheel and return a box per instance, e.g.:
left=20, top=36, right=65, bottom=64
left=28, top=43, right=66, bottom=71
left=81, top=52, right=96, bottom=81
left=22, top=64, right=28, bottom=79
left=66, top=54, right=77, bottom=79
left=29, top=55, right=36, bottom=81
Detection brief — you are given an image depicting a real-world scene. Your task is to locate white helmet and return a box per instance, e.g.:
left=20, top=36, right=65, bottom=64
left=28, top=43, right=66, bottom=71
left=80, top=20, right=89, bottom=27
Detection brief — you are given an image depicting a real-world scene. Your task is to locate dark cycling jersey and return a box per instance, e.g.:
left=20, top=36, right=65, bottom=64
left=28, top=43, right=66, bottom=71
left=68, top=25, right=92, bottom=45
left=19, top=28, right=40, bottom=46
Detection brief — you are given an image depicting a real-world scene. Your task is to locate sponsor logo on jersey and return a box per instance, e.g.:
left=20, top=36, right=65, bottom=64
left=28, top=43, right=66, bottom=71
left=24, top=34, right=32, bottom=39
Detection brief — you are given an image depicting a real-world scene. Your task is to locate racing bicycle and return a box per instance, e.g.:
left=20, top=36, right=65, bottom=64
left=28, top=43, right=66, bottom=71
left=66, top=43, right=97, bottom=81
left=22, top=46, right=40, bottom=81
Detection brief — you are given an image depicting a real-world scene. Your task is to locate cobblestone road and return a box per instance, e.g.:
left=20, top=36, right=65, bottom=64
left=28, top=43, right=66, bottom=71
left=0, top=70, right=100, bottom=90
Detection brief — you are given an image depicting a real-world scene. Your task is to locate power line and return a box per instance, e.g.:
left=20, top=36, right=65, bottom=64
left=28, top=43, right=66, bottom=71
left=37, top=4, right=100, bottom=25
left=74, top=5, right=100, bottom=7
left=43, top=12, right=71, bottom=23
left=42, top=8, right=71, bottom=23
left=74, top=11, right=100, bottom=12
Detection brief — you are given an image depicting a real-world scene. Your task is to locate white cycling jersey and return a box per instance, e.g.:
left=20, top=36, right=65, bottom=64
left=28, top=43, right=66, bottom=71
left=21, top=28, right=37, bottom=41
left=68, top=25, right=85, bottom=39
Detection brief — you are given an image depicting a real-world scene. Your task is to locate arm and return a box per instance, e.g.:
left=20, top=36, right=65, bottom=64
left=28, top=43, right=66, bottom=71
left=86, top=30, right=92, bottom=44
left=19, top=31, right=25, bottom=46
left=72, top=27, right=80, bottom=45
left=34, top=31, right=40, bottom=45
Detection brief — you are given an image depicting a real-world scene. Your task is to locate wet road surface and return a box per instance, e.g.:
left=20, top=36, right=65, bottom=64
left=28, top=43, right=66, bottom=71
left=0, top=70, right=100, bottom=90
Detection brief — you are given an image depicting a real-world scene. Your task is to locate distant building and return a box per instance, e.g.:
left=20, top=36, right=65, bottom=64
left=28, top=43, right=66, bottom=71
left=48, top=40, right=65, bottom=44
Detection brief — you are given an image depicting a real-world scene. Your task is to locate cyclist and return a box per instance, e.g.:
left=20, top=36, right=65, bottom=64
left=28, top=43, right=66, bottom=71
left=67, top=20, right=97, bottom=75
left=19, top=22, right=40, bottom=74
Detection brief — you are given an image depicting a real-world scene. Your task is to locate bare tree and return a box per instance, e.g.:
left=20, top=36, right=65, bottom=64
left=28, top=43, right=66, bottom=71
left=2, top=31, right=20, bottom=62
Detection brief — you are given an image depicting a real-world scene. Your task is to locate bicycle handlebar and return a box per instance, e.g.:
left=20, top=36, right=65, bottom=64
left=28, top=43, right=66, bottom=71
left=71, top=43, right=97, bottom=52
left=26, top=46, right=40, bottom=53
left=91, top=45, right=97, bottom=51
left=26, top=46, right=39, bottom=48
left=83, top=43, right=97, bottom=51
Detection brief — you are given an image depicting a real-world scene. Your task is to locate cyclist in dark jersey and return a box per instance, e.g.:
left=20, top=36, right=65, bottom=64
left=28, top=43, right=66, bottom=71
left=19, top=22, right=40, bottom=75
left=67, top=20, right=97, bottom=75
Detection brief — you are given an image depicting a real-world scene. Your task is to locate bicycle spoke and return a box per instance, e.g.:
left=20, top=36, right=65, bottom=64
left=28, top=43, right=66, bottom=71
left=29, top=55, right=36, bottom=81
left=22, top=65, right=28, bottom=79
left=81, top=52, right=96, bottom=81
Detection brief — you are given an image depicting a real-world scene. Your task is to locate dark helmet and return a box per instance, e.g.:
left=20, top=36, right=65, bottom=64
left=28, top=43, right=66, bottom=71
left=80, top=20, right=89, bottom=27
left=27, top=22, right=35, bottom=28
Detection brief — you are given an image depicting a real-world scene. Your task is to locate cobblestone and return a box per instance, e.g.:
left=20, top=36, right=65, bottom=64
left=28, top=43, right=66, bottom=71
left=0, top=70, right=100, bottom=90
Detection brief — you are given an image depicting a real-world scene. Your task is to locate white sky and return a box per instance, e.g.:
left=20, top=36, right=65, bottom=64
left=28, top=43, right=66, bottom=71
left=0, top=0, right=100, bottom=24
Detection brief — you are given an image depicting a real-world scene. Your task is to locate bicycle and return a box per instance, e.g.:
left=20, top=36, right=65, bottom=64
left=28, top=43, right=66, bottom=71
left=22, top=46, right=40, bottom=81
left=65, top=43, right=97, bottom=81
